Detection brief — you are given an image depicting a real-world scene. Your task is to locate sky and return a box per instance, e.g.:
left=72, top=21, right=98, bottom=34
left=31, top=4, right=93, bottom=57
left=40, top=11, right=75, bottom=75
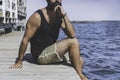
left=26, top=0, right=120, bottom=21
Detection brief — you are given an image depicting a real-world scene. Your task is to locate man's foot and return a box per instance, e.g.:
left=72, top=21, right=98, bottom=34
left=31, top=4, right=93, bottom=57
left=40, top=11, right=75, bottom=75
left=80, top=74, right=88, bottom=80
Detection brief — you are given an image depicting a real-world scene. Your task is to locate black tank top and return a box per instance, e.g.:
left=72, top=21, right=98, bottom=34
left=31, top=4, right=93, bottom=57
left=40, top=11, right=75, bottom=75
left=30, top=9, right=62, bottom=62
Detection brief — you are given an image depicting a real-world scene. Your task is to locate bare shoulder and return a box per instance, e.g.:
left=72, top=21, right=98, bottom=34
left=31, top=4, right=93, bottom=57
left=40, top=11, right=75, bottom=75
left=27, top=11, right=41, bottom=28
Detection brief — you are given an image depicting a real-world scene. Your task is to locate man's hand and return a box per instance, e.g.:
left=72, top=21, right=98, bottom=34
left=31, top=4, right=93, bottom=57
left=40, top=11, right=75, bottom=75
left=55, top=5, right=66, bottom=17
left=10, top=61, right=22, bottom=69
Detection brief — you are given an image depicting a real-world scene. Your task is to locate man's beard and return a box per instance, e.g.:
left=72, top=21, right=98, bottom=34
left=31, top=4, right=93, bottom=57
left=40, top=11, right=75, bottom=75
left=48, top=2, right=62, bottom=10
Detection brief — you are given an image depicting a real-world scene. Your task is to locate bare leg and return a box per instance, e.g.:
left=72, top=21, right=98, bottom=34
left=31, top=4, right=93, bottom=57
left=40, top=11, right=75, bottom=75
left=79, top=57, right=88, bottom=80
left=56, top=38, right=88, bottom=80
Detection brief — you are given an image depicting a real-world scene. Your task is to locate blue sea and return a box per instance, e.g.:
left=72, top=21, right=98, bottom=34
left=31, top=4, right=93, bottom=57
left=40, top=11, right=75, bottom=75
left=58, top=21, right=120, bottom=80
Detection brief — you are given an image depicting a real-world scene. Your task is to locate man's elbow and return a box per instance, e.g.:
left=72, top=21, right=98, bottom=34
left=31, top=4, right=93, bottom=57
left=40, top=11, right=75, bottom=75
left=70, top=32, right=76, bottom=38
left=68, top=34, right=76, bottom=39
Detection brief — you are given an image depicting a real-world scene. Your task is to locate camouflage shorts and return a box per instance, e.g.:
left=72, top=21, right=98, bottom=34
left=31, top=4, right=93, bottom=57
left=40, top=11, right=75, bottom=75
left=37, top=43, right=63, bottom=64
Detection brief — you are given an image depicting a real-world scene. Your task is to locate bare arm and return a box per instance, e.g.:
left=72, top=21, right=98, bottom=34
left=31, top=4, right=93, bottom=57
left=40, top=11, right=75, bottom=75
left=56, top=6, right=76, bottom=38
left=10, top=13, right=41, bottom=69
left=61, top=15, right=76, bottom=38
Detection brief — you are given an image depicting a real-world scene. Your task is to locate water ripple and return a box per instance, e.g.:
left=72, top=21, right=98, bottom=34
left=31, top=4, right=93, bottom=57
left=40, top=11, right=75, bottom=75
left=59, top=21, right=120, bottom=80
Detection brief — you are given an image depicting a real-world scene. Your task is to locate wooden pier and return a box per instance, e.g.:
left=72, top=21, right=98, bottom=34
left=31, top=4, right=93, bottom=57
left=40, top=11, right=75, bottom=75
left=0, top=31, right=81, bottom=80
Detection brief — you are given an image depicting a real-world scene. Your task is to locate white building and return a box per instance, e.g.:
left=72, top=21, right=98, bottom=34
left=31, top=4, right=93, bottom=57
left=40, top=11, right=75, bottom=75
left=17, top=0, right=27, bottom=30
left=0, top=0, right=27, bottom=33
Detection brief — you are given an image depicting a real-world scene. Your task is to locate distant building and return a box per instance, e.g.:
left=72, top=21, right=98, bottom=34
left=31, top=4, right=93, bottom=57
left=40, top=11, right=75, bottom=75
left=0, top=0, right=27, bottom=33
left=17, top=0, right=27, bottom=31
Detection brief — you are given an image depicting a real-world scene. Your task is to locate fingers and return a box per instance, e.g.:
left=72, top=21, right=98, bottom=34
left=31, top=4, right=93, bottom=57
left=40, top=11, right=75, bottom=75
left=10, top=64, right=22, bottom=69
left=55, top=6, right=66, bottom=17
left=55, top=5, right=62, bottom=12
left=10, top=65, right=22, bottom=69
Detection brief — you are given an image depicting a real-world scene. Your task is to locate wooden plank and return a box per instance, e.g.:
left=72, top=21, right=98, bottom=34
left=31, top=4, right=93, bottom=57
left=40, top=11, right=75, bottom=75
left=0, top=76, right=80, bottom=80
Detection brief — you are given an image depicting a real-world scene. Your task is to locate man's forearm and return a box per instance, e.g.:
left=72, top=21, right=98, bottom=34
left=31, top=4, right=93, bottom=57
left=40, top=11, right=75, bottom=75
left=17, top=39, right=28, bottom=62
left=62, top=15, right=76, bottom=38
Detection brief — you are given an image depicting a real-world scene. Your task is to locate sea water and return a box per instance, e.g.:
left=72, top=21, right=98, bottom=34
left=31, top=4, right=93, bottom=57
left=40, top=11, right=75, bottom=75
left=58, top=21, right=120, bottom=80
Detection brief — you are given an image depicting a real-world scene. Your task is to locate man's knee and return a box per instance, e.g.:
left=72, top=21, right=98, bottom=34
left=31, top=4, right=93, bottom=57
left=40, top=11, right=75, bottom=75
left=70, top=38, right=80, bottom=47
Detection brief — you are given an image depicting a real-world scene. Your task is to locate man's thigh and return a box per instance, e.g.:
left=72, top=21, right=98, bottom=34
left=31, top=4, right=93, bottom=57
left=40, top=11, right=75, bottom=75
left=37, top=43, right=62, bottom=64
left=56, top=38, right=72, bottom=58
